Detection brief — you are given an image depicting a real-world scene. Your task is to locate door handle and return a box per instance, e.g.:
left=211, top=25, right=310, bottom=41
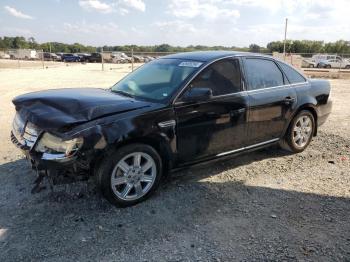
left=283, top=96, right=296, bottom=104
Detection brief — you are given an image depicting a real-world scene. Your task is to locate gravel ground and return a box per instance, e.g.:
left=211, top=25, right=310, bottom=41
left=0, top=64, right=349, bottom=261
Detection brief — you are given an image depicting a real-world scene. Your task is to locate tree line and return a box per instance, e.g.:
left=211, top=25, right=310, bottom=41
left=1, top=36, right=349, bottom=54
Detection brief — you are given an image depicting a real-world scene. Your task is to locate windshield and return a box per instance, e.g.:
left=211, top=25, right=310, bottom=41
left=111, top=58, right=202, bottom=102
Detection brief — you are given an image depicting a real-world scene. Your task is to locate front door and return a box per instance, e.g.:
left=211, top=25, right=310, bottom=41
left=174, top=58, right=249, bottom=163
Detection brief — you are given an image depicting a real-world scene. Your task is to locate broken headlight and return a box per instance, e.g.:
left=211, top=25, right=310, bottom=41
left=35, top=132, right=83, bottom=156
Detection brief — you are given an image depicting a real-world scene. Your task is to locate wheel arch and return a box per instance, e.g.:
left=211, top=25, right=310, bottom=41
left=285, top=104, right=318, bottom=137
left=93, top=135, right=174, bottom=177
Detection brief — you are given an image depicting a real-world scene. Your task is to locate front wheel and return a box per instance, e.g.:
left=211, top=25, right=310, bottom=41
left=96, top=144, right=163, bottom=207
left=280, top=110, right=315, bottom=153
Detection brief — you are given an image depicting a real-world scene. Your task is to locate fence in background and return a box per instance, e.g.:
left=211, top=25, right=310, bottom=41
left=1, top=49, right=350, bottom=73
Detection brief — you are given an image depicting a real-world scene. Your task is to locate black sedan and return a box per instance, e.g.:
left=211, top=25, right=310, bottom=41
left=11, top=51, right=332, bottom=207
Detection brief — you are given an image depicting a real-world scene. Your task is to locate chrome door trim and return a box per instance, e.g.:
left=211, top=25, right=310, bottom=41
left=216, top=138, right=280, bottom=157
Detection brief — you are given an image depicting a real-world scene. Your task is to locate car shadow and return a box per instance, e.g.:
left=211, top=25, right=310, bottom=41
left=0, top=147, right=349, bottom=261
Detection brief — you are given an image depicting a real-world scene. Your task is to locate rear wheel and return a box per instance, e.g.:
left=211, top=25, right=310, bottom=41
left=280, top=110, right=315, bottom=153
left=96, top=144, right=163, bottom=207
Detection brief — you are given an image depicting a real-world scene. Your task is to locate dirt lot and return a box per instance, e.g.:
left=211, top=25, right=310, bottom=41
left=0, top=63, right=349, bottom=261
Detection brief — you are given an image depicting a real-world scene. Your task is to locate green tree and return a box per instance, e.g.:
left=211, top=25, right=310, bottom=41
left=249, top=44, right=261, bottom=53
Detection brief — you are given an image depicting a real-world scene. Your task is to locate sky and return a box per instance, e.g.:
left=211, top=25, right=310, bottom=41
left=0, top=0, right=349, bottom=47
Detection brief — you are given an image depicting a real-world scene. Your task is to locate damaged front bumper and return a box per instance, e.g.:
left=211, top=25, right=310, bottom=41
left=10, top=113, right=80, bottom=170
left=11, top=131, right=77, bottom=170
left=11, top=130, right=86, bottom=193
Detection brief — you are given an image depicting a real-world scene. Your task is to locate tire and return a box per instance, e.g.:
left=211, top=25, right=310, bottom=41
left=279, top=110, right=315, bottom=153
left=96, top=143, right=163, bottom=207
left=345, top=65, right=350, bottom=69
left=326, top=64, right=331, bottom=69
left=309, top=64, right=314, bottom=68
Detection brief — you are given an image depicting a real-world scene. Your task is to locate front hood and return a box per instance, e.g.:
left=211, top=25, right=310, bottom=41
left=13, top=88, right=151, bottom=130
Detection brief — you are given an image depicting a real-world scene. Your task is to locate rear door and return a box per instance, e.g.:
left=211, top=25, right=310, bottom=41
left=242, top=57, right=297, bottom=145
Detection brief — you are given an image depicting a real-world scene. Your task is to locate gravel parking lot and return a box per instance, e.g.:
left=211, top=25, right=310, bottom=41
left=0, top=63, right=349, bottom=261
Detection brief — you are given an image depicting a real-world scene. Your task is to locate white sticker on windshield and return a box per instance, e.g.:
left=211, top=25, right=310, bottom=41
left=178, top=61, right=203, bottom=68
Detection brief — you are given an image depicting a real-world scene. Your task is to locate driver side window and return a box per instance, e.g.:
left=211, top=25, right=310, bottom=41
left=189, top=59, right=242, bottom=97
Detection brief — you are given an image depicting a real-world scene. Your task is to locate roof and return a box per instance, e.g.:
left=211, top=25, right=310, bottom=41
left=162, top=51, right=270, bottom=62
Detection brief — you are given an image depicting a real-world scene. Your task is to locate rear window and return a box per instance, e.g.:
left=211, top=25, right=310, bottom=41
left=278, top=62, right=306, bottom=84
left=244, top=58, right=284, bottom=90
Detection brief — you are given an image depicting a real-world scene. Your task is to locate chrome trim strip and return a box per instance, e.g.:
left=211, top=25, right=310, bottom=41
left=244, top=138, right=280, bottom=149
left=245, top=82, right=308, bottom=94
left=42, top=153, right=76, bottom=162
left=216, top=138, right=280, bottom=157
left=158, top=120, right=176, bottom=128
left=216, top=147, right=245, bottom=157
left=174, top=91, right=248, bottom=106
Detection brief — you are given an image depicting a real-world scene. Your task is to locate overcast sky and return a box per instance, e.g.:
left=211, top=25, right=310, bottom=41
left=0, top=0, right=349, bottom=47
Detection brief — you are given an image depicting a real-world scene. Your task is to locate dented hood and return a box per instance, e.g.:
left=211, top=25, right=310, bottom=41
left=12, top=88, right=151, bottom=130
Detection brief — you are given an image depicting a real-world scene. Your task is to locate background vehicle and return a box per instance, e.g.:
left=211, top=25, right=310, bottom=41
left=10, top=51, right=332, bottom=207
left=144, top=56, right=155, bottom=63
left=302, top=59, right=317, bottom=68
left=319, top=58, right=350, bottom=69
left=312, top=54, right=341, bottom=64
left=132, top=55, right=145, bottom=63
left=87, top=52, right=102, bottom=63
left=8, top=49, right=37, bottom=60
left=61, top=53, right=80, bottom=62
left=0, top=52, right=10, bottom=59
left=75, top=53, right=91, bottom=62
left=42, top=52, right=59, bottom=61
left=111, top=52, right=132, bottom=63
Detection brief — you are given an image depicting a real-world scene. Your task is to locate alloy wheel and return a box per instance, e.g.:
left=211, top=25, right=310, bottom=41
left=292, top=115, right=313, bottom=148
left=110, top=152, right=156, bottom=201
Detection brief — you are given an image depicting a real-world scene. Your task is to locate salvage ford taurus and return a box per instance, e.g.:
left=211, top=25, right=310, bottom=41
left=11, top=51, right=332, bottom=207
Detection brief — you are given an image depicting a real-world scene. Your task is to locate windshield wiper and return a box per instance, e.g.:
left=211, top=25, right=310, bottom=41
left=111, top=90, right=134, bottom=98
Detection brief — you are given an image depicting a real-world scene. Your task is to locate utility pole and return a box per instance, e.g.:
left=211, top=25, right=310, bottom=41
left=283, top=18, right=288, bottom=61
left=41, top=49, right=44, bottom=69
left=101, top=47, right=104, bottom=71
left=131, top=48, right=134, bottom=72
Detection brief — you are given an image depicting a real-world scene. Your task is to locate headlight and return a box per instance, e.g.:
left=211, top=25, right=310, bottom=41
left=35, top=132, right=83, bottom=156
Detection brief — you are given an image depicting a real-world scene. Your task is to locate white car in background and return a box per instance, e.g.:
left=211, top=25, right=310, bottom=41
left=0, top=53, right=10, bottom=59
left=321, top=58, right=350, bottom=69
left=111, top=52, right=132, bottom=63
left=312, top=54, right=341, bottom=63
left=302, top=59, right=317, bottom=68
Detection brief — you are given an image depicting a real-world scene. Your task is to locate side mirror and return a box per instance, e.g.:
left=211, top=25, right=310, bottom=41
left=182, top=87, right=213, bottom=102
